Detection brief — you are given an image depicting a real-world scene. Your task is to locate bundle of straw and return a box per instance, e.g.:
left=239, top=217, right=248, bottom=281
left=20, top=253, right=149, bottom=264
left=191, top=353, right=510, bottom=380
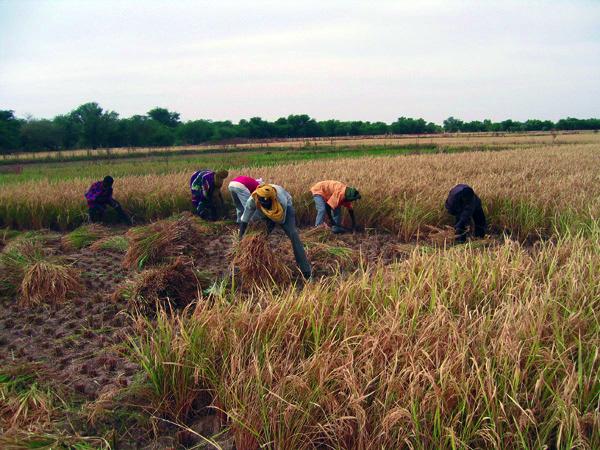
left=230, top=233, right=293, bottom=287
left=19, top=260, right=83, bottom=307
left=123, top=212, right=212, bottom=270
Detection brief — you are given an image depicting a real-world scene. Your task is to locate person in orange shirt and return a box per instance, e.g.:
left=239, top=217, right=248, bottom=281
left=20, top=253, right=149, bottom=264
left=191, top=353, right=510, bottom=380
left=310, top=180, right=361, bottom=233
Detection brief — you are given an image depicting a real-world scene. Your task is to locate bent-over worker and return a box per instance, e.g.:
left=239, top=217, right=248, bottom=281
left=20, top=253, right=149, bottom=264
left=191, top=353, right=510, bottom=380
left=228, top=175, right=263, bottom=223
left=445, top=184, right=487, bottom=243
left=85, top=176, right=131, bottom=225
left=239, top=184, right=311, bottom=280
left=310, top=180, right=361, bottom=233
left=190, top=169, right=228, bottom=220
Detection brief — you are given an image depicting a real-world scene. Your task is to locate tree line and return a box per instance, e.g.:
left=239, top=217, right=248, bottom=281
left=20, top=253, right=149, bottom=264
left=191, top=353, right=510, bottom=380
left=1, top=102, right=599, bottom=153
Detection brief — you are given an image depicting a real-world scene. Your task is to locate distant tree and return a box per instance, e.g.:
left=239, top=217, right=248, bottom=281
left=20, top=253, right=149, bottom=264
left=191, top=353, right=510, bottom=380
left=177, top=120, right=214, bottom=144
left=443, top=117, right=464, bottom=133
left=53, top=114, right=80, bottom=149
left=0, top=110, right=23, bottom=153
left=391, top=117, right=429, bottom=134
left=147, top=107, right=181, bottom=128
left=147, top=120, right=175, bottom=146
left=20, top=119, right=62, bottom=151
left=286, top=114, right=321, bottom=137
left=69, top=102, right=119, bottom=149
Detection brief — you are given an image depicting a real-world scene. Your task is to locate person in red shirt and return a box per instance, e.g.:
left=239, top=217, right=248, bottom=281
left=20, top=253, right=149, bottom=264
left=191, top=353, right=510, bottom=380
left=310, top=180, right=360, bottom=233
left=227, top=175, right=263, bottom=223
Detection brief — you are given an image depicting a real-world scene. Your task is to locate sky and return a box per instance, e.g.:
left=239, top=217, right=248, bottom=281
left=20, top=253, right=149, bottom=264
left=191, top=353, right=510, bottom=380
left=0, top=0, right=599, bottom=123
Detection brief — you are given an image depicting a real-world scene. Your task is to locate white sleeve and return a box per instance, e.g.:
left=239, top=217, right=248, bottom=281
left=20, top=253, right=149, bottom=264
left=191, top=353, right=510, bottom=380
left=240, top=197, right=257, bottom=223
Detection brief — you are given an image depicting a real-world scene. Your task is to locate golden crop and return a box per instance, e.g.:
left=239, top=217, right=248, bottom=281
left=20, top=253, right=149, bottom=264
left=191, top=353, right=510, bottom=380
left=1, top=143, right=598, bottom=239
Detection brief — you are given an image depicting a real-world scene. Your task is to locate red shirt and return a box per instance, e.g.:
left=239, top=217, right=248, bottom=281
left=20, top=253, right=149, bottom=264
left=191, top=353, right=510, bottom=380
left=231, top=176, right=260, bottom=193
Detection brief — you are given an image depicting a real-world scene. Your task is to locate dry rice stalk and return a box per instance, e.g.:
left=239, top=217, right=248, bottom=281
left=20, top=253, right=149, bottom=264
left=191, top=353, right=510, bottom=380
left=19, top=260, right=83, bottom=307
left=301, top=226, right=333, bottom=243
left=230, top=233, right=293, bottom=287
left=123, top=212, right=213, bottom=270
left=306, top=242, right=358, bottom=274
left=113, top=256, right=206, bottom=311
left=421, top=224, right=456, bottom=246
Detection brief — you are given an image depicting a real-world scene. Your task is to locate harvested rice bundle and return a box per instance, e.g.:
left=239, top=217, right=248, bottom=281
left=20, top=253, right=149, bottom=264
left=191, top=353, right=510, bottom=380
left=0, top=240, right=47, bottom=299
left=19, top=260, right=83, bottom=307
left=61, top=224, right=111, bottom=250
left=123, top=212, right=213, bottom=270
left=306, top=242, right=358, bottom=274
left=114, top=256, right=211, bottom=311
left=89, top=235, right=129, bottom=253
left=230, top=232, right=293, bottom=287
left=422, top=225, right=456, bottom=246
left=300, top=226, right=333, bottom=243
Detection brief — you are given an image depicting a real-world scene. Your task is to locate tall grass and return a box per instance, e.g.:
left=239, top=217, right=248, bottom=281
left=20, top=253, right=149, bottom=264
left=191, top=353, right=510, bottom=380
left=129, top=229, right=599, bottom=449
left=1, top=144, right=598, bottom=241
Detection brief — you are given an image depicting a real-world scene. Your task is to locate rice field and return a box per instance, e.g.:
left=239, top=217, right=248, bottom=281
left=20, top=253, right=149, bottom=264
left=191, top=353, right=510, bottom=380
left=0, top=143, right=598, bottom=240
left=1, top=130, right=597, bottom=163
left=0, top=137, right=598, bottom=449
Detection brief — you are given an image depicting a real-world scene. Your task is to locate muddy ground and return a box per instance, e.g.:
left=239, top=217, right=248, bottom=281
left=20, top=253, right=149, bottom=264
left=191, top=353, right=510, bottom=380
left=0, top=224, right=479, bottom=448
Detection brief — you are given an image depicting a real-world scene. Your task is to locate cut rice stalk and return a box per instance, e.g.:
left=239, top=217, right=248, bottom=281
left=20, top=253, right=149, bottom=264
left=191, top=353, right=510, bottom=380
left=123, top=212, right=214, bottom=270
left=114, top=256, right=209, bottom=312
left=61, top=224, right=111, bottom=250
left=230, top=232, right=293, bottom=287
left=19, top=260, right=83, bottom=307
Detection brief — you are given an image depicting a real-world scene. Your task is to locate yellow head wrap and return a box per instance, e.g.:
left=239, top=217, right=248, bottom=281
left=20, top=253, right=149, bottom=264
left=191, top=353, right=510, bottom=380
left=252, top=184, right=284, bottom=223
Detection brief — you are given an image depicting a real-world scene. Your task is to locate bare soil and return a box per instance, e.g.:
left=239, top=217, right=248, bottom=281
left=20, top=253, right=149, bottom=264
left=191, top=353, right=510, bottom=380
left=0, top=224, right=479, bottom=448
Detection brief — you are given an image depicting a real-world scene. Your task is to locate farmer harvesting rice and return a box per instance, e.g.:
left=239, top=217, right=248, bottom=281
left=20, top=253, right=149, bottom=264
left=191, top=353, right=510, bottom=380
left=190, top=169, right=228, bottom=220
left=85, top=176, right=131, bottom=225
left=228, top=175, right=263, bottom=223
left=239, top=183, right=312, bottom=280
left=445, top=184, right=487, bottom=243
left=310, top=180, right=361, bottom=233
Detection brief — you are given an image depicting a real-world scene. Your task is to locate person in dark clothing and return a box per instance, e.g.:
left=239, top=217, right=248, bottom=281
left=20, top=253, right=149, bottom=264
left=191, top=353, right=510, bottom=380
left=445, top=184, right=486, bottom=243
left=85, top=176, right=132, bottom=225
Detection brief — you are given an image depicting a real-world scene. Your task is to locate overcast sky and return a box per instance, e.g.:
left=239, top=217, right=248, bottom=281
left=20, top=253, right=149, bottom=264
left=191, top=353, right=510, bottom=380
left=1, top=0, right=599, bottom=123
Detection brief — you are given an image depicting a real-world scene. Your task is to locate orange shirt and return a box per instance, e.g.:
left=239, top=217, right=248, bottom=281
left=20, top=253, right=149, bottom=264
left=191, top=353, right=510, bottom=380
left=310, top=180, right=353, bottom=209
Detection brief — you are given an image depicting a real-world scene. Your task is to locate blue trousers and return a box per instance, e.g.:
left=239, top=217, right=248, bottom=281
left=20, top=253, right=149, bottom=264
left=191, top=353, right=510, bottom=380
left=313, top=195, right=344, bottom=233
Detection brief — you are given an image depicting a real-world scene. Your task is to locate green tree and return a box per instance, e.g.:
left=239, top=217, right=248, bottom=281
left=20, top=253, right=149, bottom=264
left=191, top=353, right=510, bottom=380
left=69, top=102, right=119, bottom=149
left=147, top=107, right=181, bottom=128
left=177, top=120, right=214, bottom=144
left=0, top=110, right=23, bottom=153
left=443, top=117, right=464, bottom=133
left=20, top=119, right=62, bottom=151
left=53, top=114, right=80, bottom=149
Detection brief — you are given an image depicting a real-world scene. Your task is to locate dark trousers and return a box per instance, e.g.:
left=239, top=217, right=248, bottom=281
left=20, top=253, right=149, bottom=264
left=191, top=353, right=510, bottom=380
left=195, top=201, right=219, bottom=221
left=453, top=199, right=486, bottom=242
left=273, top=205, right=311, bottom=279
left=89, top=203, right=130, bottom=224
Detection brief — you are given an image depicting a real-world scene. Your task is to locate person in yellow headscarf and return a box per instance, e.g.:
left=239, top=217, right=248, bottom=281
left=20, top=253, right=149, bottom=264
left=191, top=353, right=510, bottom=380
left=239, top=183, right=311, bottom=280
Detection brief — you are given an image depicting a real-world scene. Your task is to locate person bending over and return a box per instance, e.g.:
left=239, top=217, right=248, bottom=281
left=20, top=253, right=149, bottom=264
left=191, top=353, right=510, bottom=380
left=239, top=183, right=311, bottom=280
left=85, top=176, right=131, bottom=225
left=190, top=169, right=229, bottom=220
left=310, top=180, right=361, bottom=233
left=445, top=184, right=486, bottom=243
left=228, top=175, right=263, bottom=223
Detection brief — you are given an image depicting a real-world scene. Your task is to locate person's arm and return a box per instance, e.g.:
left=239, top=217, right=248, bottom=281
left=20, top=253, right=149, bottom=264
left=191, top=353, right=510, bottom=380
left=325, top=204, right=336, bottom=226
left=238, top=197, right=257, bottom=237
left=348, top=209, right=356, bottom=231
